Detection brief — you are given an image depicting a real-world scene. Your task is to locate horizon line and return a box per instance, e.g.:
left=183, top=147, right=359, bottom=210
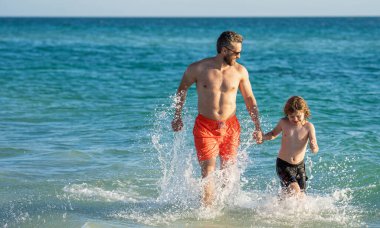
left=1, top=15, right=380, bottom=19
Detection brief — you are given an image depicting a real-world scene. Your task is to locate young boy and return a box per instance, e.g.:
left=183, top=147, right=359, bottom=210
left=263, top=96, right=319, bottom=197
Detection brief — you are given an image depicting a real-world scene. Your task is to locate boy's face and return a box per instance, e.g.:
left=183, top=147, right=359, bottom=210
left=287, top=111, right=305, bottom=125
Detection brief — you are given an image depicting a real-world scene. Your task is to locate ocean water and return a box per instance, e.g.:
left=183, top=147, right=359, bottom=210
left=0, top=17, right=379, bottom=227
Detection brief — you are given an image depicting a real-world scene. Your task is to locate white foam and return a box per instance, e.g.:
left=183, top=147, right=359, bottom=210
left=250, top=190, right=364, bottom=226
left=112, top=98, right=367, bottom=227
left=62, top=183, right=142, bottom=202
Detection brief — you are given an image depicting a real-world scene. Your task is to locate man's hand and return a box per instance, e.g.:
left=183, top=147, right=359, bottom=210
left=253, top=130, right=263, bottom=144
left=171, top=117, right=183, bottom=132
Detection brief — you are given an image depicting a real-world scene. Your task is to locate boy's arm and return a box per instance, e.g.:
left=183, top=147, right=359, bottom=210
left=308, top=123, right=319, bottom=153
left=263, top=119, right=282, bottom=141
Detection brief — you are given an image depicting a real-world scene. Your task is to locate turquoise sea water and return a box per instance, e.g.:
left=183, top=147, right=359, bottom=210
left=0, top=17, right=379, bottom=227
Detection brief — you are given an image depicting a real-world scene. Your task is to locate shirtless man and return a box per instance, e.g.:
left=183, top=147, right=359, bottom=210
left=171, top=31, right=262, bottom=206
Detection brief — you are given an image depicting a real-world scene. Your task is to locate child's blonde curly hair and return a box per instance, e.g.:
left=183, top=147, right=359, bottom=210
left=284, top=96, right=311, bottom=119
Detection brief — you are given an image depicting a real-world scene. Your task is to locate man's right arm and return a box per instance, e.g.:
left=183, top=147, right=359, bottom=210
left=172, top=66, right=196, bottom=131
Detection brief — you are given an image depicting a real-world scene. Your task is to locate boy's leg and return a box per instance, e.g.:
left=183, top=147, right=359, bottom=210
left=288, top=182, right=301, bottom=194
left=297, top=163, right=308, bottom=192
left=276, top=158, right=294, bottom=197
left=288, top=182, right=305, bottom=198
left=200, top=157, right=217, bottom=207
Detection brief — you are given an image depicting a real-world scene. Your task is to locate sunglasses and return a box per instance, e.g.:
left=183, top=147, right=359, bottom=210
left=224, top=46, right=241, bottom=56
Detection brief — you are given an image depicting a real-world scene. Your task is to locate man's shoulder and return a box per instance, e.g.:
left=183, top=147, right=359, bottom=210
left=235, top=62, right=247, bottom=71
left=189, top=57, right=214, bottom=68
left=185, top=58, right=212, bottom=76
left=234, top=63, right=248, bottom=78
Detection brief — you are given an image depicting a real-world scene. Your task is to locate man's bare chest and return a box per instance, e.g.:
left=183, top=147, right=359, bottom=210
left=197, top=70, right=240, bottom=92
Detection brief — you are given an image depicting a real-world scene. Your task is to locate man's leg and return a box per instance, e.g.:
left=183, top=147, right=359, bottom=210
left=219, top=156, right=239, bottom=196
left=200, top=157, right=217, bottom=207
left=219, top=117, right=240, bottom=176
left=220, top=157, right=237, bottom=169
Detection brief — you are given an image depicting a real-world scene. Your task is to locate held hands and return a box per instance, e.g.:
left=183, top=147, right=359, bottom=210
left=171, top=117, right=183, bottom=132
left=253, top=130, right=263, bottom=144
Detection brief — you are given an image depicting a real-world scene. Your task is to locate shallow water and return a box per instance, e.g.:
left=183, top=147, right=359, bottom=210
left=0, top=17, right=379, bottom=227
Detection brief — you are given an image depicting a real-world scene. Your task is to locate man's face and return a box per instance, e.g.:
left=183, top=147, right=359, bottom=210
left=223, top=42, right=242, bottom=66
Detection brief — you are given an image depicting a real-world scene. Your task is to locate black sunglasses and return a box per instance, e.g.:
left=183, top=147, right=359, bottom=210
left=224, top=46, right=241, bottom=56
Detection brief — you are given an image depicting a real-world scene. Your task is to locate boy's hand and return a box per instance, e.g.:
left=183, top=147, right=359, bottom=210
left=253, top=130, right=263, bottom=144
left=310, top=140, right=319, bottom=153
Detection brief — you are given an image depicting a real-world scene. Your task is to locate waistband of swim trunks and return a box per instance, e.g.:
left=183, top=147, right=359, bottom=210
left=196, top=114, right=238, bottom=124
left=277, top=157, right=304, bottom=167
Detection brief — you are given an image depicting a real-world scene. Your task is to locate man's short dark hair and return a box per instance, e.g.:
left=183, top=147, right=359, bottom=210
left=216, top=31, right=243, bottom=53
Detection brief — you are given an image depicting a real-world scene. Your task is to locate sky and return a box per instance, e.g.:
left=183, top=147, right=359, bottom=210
left=0, top=0, right=379, bottom=17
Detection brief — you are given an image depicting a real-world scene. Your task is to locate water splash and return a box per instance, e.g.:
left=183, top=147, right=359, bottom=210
left=138, top=97, right=365, bottom=226
left=63, top=96, right=367, bottom=227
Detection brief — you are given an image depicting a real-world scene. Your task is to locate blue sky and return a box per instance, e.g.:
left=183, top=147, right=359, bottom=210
left=0, top=0, right=379, bottom=17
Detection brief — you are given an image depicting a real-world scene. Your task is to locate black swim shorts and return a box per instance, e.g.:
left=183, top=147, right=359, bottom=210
left=276, top=157, right=308, bottom=191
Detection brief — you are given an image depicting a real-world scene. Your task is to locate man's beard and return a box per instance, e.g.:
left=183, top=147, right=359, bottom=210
left=223, top=56, right=235, bottom=66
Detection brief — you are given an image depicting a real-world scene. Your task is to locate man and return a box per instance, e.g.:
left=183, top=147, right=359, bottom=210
left=171, top=31, right=262, bottom=206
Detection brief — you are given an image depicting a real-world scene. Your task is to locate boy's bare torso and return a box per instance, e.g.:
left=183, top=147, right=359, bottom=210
left=278, top=118, right=312, bottom=164
left=189, top=58, right=244, bottom=120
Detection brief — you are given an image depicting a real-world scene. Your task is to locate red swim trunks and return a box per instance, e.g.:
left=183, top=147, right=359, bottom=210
left=193, top=114, right=241, bottom=162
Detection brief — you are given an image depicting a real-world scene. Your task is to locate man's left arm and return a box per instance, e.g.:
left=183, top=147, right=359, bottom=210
left=238, top=67, right=262, bottom=143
